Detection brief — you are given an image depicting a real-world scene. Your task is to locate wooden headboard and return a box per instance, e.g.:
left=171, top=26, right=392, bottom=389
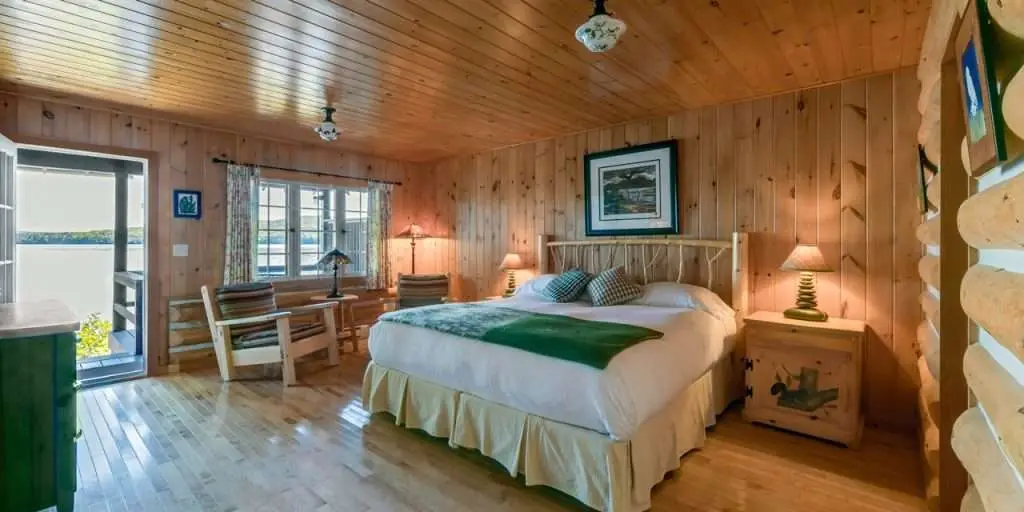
left=536, top=232, right=750, bottom=320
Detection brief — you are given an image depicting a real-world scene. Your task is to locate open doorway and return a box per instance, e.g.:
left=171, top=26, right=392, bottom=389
left=15, top=147, right=147, bottom=383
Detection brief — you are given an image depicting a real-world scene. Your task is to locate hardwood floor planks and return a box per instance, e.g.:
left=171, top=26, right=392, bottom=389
left=72, top=355, right=925, bottom=511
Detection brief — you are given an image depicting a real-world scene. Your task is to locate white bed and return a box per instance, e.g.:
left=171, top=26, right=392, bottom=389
left=368, top=294, right=736, bottom=439
left=362, top=233, right=750, bottom=512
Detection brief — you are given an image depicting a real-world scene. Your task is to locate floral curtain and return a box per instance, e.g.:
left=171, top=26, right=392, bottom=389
left=367, top=181, right=394, bottom=290
left=223, top=164, right=260, bottom=285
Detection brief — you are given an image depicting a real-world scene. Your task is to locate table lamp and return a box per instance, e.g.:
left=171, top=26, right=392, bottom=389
left=499, top=253, right=525, bottom=297
left=780, top=244, right=833, bottom=322
left=396, top=223, right=429, bottom=274
left=317, top=248, right=352, bottom=298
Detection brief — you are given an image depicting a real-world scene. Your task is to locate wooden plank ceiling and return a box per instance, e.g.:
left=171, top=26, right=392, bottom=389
left=0, top=0, right=930, bottom=162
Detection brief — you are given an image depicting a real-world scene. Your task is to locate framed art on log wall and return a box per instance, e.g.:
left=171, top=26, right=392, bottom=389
left=583, top=140, right=679, bottom=237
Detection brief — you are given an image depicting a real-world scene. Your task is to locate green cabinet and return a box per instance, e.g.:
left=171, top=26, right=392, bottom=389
left=0, top=303, right=79, bottom=512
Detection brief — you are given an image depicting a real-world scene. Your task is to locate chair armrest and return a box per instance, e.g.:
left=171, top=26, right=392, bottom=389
left=215, top=311, right=291, bottom=328
left=282, top=302, right=338, bottom=314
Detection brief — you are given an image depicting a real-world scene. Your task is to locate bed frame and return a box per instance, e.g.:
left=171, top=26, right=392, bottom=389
left=537, top=232, right=750, bottom=329
left=364, top=232, right=750, bottom=512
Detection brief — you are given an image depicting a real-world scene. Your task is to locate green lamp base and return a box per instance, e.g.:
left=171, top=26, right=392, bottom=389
left=784, top=271, right=829, bottom=322
left=783, top=307, right=829, bottom=322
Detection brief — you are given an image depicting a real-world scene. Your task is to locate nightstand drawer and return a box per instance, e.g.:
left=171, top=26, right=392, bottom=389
left=743, top=311, right=865, bottom=447
left=746, top=342, right=856, bottom=430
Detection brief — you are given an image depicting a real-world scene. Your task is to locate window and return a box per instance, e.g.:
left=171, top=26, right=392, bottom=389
left=254, top=181, right=369, bottom=280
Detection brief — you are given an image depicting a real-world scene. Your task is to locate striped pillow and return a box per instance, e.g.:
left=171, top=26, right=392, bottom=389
left=215, top=282, right=278, bottom=336
left=541, top=269, right=592, bottom=303
left=398, top=274, right=449, bottom=309
left=587, top=267, right=642, bottom=306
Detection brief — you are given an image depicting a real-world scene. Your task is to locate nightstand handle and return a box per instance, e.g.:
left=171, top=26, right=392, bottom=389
left=745, top=386, right=753, bottom=398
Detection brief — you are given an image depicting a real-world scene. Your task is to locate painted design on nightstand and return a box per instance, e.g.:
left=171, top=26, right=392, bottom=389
left=770, top=366, right=839, bottom=412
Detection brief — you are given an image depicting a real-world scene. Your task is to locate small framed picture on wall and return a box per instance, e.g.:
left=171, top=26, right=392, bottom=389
left=173, top=189, right=202, bottom=219
left=583, top=140, right=679, bottom=237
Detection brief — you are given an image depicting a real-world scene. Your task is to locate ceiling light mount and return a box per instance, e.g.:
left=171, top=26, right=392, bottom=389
left=575, top=0, right=627, bottom=53
left=314, top=106, right=339, bottom=142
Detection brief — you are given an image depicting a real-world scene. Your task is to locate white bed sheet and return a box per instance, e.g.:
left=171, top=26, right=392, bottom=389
left=367, top=295, right=734, bottom=439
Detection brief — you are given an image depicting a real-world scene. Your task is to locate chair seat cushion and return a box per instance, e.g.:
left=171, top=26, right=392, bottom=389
left=216, top=283, right=279, bottom=336
left=232, top=322, right=327, bottom=350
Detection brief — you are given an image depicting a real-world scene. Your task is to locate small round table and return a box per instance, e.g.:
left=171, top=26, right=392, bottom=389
left=310, top=294, right=360, bottom=352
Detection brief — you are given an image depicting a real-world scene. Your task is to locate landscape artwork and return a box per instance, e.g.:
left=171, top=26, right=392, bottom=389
left=584, top=140, right=678, bottom=236
left=600, top=163, right=659, bottom=217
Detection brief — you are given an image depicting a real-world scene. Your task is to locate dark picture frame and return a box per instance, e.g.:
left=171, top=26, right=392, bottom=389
left=173, top=189, right=202, bottom=219
left=955, top=0, right=1008, bottom=174
left=583, top=140, right=679, bottom=237
left=917, top=145, right=939, bottom=214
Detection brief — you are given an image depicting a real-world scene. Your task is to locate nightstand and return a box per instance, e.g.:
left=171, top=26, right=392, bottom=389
left=743, top=311, right=865, bottom=448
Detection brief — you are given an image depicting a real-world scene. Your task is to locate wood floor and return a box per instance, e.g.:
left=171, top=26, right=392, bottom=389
left=74, top=354, right=926, bottom=512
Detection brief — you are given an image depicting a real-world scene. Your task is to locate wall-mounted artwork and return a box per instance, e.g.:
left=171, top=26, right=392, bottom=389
left=583, top=140, right=679, bottom=236
left=173, top=190, right=202, bottom=219
left=955, top=0, right=1008, bottom=173
left=918, top=145, right=939, bottom=214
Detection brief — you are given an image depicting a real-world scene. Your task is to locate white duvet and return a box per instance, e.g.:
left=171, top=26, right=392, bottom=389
left=367, top=294, right=734, bottom=439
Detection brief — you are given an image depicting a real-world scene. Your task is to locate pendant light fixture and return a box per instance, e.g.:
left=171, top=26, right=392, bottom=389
left=575, top=0, right=627, bottom=53
left=314, top=106, right=339, bottom=142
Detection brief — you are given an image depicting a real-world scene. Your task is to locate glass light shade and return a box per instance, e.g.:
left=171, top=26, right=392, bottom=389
left=314, top=120, right=339, bottom=141
left=499, top=253, right=525, bottom=270
left=396, top=223, right=429, bottom=239
left=317, top=248, right=351, bottom=269
left=780, top=244, right=833, bottom=272
left=575, top=13, right=627, bottom=53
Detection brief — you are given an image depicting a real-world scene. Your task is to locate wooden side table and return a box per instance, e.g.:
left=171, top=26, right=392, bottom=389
left=310, top=294, right=359, bottom=352
left=743, top=311, right=866, bottom=447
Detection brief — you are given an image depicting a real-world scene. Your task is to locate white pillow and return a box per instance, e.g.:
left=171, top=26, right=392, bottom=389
left=515, top=274, right=558, bottom=297
left=630, top=282, right=735, bottom=321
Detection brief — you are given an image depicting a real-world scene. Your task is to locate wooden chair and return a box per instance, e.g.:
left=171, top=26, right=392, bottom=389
left=200, top=283, right=339, bottom=386
left=396, top=273, right=450, bottom=309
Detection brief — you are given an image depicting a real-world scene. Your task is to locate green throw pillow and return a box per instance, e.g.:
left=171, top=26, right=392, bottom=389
left=541, top=269, right=591, bottom=303
left=587, top=267, right=643, bottom=306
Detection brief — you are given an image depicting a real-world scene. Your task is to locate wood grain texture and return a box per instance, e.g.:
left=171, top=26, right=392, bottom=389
left=963, top=343, right=1024, bottom=479
left=951, top=407, right=1024, bottom=512
left=0, top=0, right=928, bottom=161
left=960, top=264, right=1024, bottom=362
left=918, top=255, right=940, bottom=291
left=69, top=353, right=927, bottom=512
left=0, top=92, right=422, bottom=373
left=957, top=171, right=1024, bottom=250
left=916, top=214, right=941, bottom=246
left=424, top=69, right=922, bottom=432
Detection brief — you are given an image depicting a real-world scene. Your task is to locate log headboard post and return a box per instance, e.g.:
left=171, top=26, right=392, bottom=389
left=732, top=232, right=750, bottom=320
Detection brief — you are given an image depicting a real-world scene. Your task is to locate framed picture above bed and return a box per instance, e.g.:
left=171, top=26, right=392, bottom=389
left=583, top=140, right=679, bottom=236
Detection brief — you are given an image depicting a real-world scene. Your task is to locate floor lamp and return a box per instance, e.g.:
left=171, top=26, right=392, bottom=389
left=396, top=223, right=429, bottom=275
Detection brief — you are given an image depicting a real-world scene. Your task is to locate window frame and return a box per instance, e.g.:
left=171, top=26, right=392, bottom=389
left=254, top=179, right=369, bottom=282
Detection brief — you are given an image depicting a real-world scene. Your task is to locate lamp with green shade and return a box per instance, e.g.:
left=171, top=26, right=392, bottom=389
left=780, top=244, right=833, bottom=322
left=317, top=248, right=352, bottom=298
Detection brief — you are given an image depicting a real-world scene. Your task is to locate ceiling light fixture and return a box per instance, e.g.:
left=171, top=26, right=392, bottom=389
left=314, top=106, right=339, bottom=142
left=575, top=0, right=627, bottom=53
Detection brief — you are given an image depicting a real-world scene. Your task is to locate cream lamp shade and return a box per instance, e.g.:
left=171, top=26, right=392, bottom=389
left=780, top=244, right=833, bottom=273
left=499, top=253, right=525, bottom=270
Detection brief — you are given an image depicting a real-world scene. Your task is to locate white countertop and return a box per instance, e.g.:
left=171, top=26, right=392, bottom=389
left=0, top=300, right=80, bottom=340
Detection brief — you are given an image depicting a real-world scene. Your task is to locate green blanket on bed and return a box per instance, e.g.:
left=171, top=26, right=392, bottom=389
left=378, top=304, right=663, bottom=369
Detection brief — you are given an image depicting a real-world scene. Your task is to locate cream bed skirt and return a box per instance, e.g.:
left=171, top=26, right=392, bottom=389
left=361, top=354, right=741, bottom=512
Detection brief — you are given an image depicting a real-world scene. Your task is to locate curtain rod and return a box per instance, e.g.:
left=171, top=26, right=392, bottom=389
left=210, top=157, right=403, bottom=186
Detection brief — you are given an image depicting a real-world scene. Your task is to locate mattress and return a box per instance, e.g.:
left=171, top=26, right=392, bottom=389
left=367, top=295, right=734, bottom=439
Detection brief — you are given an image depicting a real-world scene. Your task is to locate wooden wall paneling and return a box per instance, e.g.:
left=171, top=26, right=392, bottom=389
left=699, top=107, right=718, bottom=288
left=751, top=97, right=775, bottom=313
left=817, top=84, right=844, bottom=318
left=716, top=105, right=736, bottom=296
left=733, top=102, right=756, bottom=235
left=840, top=79, right=868, bottom=322
left=866, top=73, right=898, bottom=424
left=772, top=94, right=797, bottom=312
left=950, top=407, right=1024, bottom=511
